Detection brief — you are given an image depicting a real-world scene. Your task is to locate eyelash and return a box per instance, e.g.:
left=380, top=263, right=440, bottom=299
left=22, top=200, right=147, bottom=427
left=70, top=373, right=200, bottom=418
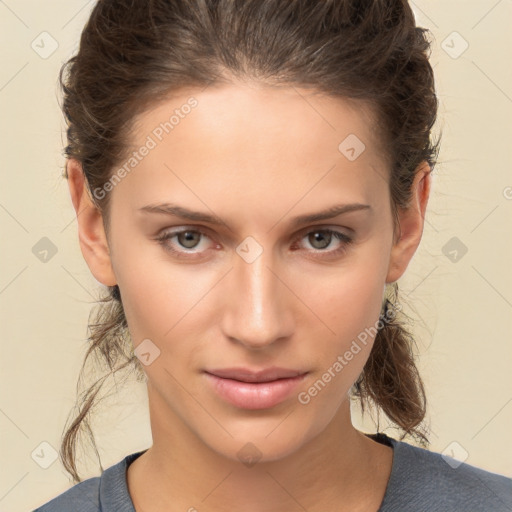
left=155, top=227, right=353, bottom=260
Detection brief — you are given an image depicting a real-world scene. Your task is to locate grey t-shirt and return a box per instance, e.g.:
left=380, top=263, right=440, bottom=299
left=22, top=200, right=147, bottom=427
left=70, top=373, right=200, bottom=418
left=32, top=433, right=512, bottom=512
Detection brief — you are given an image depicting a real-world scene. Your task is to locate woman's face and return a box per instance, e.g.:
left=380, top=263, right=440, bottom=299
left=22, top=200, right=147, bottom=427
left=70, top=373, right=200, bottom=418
left=72, top=83, right=428, bottom=463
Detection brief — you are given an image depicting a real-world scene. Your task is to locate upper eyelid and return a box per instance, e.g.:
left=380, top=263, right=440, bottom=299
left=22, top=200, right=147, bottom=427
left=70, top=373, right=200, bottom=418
left=159, top=224, right=352, bottom=236
left=293, top=224, right=353, bottom=237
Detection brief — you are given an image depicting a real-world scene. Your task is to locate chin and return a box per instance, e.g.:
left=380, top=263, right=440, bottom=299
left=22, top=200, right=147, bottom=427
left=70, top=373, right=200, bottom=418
left=198, top=417, right=319, bottom=466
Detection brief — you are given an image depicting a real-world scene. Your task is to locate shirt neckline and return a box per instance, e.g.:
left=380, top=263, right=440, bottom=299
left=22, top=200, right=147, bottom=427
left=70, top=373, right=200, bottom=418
left=100, top=432, right=399, bottom=511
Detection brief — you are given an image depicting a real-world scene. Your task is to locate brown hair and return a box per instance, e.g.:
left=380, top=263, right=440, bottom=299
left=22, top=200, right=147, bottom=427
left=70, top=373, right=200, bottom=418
left=59, top=0, right=440, bottom=483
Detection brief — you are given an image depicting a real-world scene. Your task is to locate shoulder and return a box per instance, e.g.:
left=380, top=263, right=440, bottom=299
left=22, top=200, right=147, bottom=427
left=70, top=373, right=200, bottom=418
left=32, top=476, right=100, bottom=512
left=32, top=450, right=147, bottom=512
left=379, top=434, right=512, bottom=512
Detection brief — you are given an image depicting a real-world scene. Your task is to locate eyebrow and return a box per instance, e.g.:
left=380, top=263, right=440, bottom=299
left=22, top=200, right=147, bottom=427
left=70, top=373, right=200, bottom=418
left=138, top=202, right=372, bottom=228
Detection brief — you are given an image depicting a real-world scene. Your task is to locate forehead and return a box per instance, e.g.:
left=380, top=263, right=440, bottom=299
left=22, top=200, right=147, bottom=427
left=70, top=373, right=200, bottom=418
left=113, top=83, right=389, bottom=216
left=130, top=82, right=384, bottom=159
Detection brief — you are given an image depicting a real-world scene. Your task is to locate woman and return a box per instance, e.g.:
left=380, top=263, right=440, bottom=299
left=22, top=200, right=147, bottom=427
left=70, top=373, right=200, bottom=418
left=34, top=0, right=512, bottom=511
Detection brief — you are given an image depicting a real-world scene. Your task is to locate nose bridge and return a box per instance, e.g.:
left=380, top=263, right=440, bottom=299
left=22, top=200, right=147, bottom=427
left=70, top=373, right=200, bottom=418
left=222, top=243, right=292, bottom=348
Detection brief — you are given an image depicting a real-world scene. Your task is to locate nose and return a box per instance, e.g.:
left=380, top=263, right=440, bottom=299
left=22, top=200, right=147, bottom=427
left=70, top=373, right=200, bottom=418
left=220, top=245, right=295, bottom=350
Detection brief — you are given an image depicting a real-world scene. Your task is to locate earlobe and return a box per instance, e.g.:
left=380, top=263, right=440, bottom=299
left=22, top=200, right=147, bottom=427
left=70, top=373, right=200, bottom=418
left=385, top=162, right=432, bottom=284
left=66, top=159, right=117, bottom=287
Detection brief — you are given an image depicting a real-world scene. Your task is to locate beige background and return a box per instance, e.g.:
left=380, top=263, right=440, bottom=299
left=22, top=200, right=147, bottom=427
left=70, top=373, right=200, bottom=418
left=1, top=1, right=511, bottom=510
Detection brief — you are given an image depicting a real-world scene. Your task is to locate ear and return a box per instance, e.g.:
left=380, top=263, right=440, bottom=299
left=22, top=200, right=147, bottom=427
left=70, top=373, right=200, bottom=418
left=386, top=161, right=432, bottom=284
left=67, top=158, right=117, bottom=286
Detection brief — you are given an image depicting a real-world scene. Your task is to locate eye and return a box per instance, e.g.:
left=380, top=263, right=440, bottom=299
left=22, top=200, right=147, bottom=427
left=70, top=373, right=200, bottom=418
left=155, top=226, right=354, bottom=260
left=156, top=228, right=214, bottom=259
left=292, top=228, right=353, bottom=258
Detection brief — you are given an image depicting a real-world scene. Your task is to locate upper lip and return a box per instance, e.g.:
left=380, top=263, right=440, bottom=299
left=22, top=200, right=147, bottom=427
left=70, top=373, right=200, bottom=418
left=205, top=367, right=307, bottom=383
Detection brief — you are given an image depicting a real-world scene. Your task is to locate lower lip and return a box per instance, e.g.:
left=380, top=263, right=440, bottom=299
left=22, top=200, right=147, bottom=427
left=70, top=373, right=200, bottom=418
left=204, top=372, right=308, bottom=410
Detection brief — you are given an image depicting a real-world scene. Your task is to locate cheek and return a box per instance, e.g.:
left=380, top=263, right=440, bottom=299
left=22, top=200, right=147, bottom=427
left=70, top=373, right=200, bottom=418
left=304, top=257, right=387, bottom=342
left=119, top=265, right=217, bottom=342
left=294, top=270, right=384, bottom=421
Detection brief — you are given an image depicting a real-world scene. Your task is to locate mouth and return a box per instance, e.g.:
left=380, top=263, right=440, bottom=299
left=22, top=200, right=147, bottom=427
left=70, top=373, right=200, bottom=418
left=203, top=367, right=308, bottom=409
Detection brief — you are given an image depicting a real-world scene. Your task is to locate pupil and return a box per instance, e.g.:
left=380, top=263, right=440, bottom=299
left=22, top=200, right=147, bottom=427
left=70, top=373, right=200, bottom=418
left=180, top=231, right=199, bottom=248
left=310, top=231, right=330, bottom=249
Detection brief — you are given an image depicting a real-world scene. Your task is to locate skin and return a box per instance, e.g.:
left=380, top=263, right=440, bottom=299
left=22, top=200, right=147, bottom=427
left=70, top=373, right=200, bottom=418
left=67, top=82, right=431, bottom=512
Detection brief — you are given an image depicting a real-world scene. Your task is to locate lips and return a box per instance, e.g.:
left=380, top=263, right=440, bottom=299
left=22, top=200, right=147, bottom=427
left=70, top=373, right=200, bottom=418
left=205, top=367, right=306, bottom=383
left=203, top=367, right=308, bottom=409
